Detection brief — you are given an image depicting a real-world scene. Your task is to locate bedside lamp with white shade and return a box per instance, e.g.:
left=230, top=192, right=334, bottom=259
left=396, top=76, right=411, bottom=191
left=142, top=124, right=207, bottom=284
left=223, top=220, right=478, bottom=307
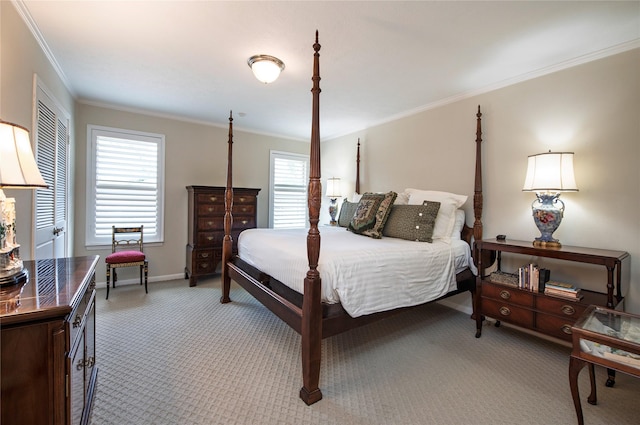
left=522, top=151, right=578, bottom=248
left=0, top=120, right=48, bottom=285
left=325, top=177, right=342, bottom=226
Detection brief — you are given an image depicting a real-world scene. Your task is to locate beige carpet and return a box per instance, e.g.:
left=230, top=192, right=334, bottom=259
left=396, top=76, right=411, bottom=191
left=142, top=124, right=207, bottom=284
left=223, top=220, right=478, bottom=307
left=90, top=278, right=639, bottom=425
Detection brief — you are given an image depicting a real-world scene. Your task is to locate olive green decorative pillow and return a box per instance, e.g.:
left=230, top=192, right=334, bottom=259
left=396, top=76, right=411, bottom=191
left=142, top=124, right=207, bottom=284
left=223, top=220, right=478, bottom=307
left=382, top=201, right=441, bottom=242
left=338, top=199, right=359, bottom=227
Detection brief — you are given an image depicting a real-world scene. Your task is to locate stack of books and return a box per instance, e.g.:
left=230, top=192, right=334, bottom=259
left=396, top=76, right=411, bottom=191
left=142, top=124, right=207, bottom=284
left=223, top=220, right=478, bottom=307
left=517, top=264, right=550, bottom=292
left=544, top=281, right=583, bottom=301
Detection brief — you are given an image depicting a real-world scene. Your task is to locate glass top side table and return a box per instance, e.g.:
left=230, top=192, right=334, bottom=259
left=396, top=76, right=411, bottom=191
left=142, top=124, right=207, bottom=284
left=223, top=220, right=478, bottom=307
left=569, top=305, right=640, bottom=425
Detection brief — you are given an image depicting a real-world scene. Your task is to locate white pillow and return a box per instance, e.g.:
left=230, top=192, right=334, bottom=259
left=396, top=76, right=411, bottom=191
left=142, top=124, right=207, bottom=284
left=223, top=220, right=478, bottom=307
left=350, top=193, right=363, bottom=203
left=406, top=189, right=468, bottom=241
left=394, top=190, right=410, bottom=205
left=450, top=209, right=466, bottom=240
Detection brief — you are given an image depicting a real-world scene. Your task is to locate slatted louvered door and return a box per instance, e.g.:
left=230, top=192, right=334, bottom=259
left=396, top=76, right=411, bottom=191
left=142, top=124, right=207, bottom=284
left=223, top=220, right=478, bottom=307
left=34, top=83, right=69, bottom=260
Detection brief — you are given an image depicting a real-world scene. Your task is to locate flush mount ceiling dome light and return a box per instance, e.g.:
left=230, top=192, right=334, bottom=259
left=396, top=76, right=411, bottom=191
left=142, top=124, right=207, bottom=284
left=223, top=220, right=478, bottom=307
left=247, top=54, right=285, bottom=84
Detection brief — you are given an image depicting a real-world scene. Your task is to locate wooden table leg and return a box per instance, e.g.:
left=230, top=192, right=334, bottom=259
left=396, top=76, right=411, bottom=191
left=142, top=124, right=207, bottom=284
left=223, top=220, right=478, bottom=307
left=569, top=356, right=587, bottom=425
left=587, top=362, right=597, bottom=405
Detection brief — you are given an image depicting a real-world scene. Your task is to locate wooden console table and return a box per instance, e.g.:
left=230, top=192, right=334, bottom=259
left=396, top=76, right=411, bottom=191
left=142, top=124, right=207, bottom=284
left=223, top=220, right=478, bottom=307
left=475, top=239, right=628, bottom=341
left=569, top=305, right=640, bottom=425
left=1, top=256, right=99, bottom=425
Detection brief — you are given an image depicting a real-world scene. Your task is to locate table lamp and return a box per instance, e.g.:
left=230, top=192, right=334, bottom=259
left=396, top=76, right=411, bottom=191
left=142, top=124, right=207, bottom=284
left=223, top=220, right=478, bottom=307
left=522, top=151, right=577, bottom=248
left=325, top=177, right=342, bottom=226
left=0, top=120, right=48, bottom=285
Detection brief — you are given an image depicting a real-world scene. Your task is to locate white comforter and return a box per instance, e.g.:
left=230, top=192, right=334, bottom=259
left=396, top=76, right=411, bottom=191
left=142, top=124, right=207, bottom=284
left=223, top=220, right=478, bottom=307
left=237, top=226, right=477, bottom=317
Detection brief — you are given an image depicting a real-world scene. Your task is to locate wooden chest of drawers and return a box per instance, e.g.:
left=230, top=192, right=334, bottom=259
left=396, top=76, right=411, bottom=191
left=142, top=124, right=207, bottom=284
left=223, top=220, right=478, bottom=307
left=186, top=186, right=260, bottom=286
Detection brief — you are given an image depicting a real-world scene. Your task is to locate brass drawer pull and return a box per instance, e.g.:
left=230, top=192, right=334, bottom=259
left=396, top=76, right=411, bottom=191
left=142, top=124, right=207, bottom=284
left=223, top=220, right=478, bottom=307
left=207, top=236, right=213, bottom=241
left=210, top=196, right=217, bottom=202
left=239, top=197, right=245, bottom=202
left=207, top=221, right=213, bottom=226
left=200, top=264, right=209, bottom=269
left=201, top=253, right=209, bottom=258
left=242, top=207, right=247, bottom=212
left=561, top=324, right=573, bottom=335
left=241, top=220, right=248, bottom=225
left=207, top=207, right=214, bottom=212
left=500, top=290, right=511, bottom=300
left=561, top=305, right=576, bottom=316
left=499, top=306, right=511, bottom=316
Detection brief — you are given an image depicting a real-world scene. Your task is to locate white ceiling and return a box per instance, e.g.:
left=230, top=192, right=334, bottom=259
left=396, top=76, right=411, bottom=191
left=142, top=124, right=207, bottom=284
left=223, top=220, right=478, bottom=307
left=17, top=1, right=640, bottom=141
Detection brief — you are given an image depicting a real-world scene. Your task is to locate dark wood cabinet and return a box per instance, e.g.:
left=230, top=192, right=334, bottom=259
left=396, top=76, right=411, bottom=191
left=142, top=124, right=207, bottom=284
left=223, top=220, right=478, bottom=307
left=475, top=239, right=628, bottom=342
left=185, top=185, right=260, bottom=286
left=1, top=256, right=99, bottom=425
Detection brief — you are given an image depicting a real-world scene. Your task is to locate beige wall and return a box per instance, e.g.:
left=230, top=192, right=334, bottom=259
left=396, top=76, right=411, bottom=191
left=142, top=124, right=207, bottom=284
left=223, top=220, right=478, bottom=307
left=322, top=48, right=640, bottom=314
left=1, top=2, right=76, bottom=259
left=73, top=103, right=308, bottom=282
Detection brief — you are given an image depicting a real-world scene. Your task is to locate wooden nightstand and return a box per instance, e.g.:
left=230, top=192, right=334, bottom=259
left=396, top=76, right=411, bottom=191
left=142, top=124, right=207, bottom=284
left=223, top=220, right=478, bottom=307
left=474, top=239, right=628, bottom=341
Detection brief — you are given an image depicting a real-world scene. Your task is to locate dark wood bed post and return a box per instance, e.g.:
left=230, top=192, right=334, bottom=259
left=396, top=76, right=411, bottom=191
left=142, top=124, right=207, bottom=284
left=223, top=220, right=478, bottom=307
left=221, top=111, right=234, bottom=304
left=355, top=138, right=361, bottom=194
left=300, top=31, right=323, bottom=406
left=473, top=105, right=483, bottom=245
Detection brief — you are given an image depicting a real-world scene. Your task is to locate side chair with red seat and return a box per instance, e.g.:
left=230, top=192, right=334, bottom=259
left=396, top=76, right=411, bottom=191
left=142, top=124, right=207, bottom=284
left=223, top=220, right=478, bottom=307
left=105, top=226, right=148, bottom=299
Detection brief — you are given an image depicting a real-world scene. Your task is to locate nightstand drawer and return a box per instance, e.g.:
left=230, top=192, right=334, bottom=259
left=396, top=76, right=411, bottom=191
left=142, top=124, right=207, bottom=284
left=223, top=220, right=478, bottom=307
left=536, top=313, right=574, bottom=341
left=482, top=299, right=533, bottom=328
left=536, top=296, right=586, bottom=319
left=482, top=283, right=534, bottom=307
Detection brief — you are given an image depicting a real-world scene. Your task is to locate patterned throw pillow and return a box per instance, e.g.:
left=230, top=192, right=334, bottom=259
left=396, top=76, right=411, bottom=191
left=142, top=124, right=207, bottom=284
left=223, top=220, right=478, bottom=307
left=382, top=202, right=441, bottom=242
left=350, top=191, right=398, bottom=239
left=338, top=199, right=359, bottom=227
left=349, top=193, right=385, bottom=233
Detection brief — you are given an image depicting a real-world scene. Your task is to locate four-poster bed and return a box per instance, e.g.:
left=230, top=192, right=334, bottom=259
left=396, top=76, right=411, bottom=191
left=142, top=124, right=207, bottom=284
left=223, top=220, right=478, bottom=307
left=220, top=31, right=484, bottom=405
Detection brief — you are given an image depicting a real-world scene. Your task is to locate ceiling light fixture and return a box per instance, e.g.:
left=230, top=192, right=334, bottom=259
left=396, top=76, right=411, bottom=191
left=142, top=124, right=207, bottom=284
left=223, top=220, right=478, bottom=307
left=247, top=55, right=285, bottom=84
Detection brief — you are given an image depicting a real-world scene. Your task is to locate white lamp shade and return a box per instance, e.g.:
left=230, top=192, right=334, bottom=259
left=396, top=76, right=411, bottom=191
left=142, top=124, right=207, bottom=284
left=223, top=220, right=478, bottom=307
left=523, top=151, right=578, bottom=192
left=0, top=121, right=48, bottom=188
left=248, top=55, right=285, bottom=84
left=325, top=177, right=342, bottom=198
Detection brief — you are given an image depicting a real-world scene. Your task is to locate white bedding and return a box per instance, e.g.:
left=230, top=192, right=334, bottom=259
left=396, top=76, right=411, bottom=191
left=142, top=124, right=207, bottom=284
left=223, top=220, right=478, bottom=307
left=237, top=226, right=477, bottom=317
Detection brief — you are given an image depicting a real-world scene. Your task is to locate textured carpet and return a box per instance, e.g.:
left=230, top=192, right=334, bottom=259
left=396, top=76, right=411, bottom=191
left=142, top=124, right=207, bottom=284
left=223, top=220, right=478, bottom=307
left=90, top=278, right=639, bottom=425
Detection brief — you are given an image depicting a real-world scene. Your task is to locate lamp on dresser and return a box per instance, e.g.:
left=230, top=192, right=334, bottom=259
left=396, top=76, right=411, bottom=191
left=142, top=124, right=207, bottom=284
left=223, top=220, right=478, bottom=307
left=0, top=120, right=48, bottom=285
left=522, top=150, right=578, bottom=248
left=326, top=177, right=342, bottom=226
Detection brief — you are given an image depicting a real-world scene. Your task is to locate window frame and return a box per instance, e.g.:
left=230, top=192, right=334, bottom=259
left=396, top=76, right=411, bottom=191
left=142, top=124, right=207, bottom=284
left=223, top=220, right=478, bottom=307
left=269, top=150, right=310, bottom=229
left=85, top=125, right=165, bottom=246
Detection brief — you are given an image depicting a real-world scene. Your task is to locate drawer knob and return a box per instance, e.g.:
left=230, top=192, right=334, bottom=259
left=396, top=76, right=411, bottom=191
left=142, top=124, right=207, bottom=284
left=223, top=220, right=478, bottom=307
left=208, top=207, right=213, bottom=212
left=210, top=196, right=217, bottom=202
left=239, top=197, right=245, bottom=202
left=201, top=253, right=209, bottom=258
left=561, top=305, right=576, bottom=316
left=241, top=220, right=248, bottom=225
left=500, top=290, right=511, bottom=300
left=499, top=306, right=511, bottom=316
left=207, top=221, right=213, bottom=226
left=207, top=236, right=213, bottom=241
left=242, top=207, right=247, bottom=212
left=201, top=264, right=209, bottom=269
left=561, top=324, right=573, bottom=335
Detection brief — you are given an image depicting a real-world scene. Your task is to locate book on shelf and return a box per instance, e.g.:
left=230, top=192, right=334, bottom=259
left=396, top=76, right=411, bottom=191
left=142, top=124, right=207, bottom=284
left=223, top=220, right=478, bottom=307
left=545, top=280, right=578, bottom=291
left=518, top=263, right=542, bottom=292
left=544, top=286, right=584, bottom=301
